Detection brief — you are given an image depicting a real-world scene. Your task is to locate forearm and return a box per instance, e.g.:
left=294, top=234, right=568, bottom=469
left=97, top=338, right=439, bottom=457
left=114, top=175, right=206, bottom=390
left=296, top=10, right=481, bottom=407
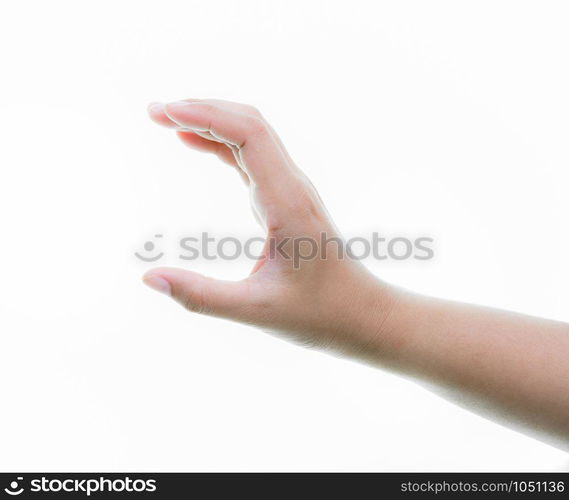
left=369, top=286, right=569, bottom=449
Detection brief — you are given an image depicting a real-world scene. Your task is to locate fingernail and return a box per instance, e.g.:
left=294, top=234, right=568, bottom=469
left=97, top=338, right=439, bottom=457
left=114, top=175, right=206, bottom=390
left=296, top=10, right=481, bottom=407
left=147, top=102, right=164, bottom=113
left=143, top=274, right=172, bottom=296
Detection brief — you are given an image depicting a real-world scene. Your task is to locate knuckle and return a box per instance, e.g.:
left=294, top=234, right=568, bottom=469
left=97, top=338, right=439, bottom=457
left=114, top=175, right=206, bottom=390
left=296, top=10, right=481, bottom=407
left=181, top=284, right=209, bottom=315
left=183, top=295, right=204, bottom=314
left=245, top=116, right=268, bottom=137
left=288, top=187, right=321, bottom=220
left=245, top=104, right=263, bottom=117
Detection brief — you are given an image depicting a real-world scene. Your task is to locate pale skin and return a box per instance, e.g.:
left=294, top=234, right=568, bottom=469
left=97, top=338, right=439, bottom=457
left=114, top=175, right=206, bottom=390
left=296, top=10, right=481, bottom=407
left=144, top=99, right=569, bottom=451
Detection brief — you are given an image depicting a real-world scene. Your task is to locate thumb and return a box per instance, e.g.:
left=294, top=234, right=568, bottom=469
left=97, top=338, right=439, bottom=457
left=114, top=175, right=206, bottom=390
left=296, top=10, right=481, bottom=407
left=143, top=267, right=255, bottom=320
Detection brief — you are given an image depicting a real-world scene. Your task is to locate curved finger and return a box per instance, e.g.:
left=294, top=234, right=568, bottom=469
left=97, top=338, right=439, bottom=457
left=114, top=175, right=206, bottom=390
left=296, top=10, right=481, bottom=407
left=149, top=99, right=295, bottom=167
left=164, top=101, right=296, bottom=193
left=176, top=130, right=239, bottom=167
left=148, top=102, right=178, bottom=128
left=148, top=99, right=259, bottom=129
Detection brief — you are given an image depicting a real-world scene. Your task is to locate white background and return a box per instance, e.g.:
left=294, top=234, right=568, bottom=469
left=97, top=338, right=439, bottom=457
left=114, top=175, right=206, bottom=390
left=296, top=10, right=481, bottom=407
left=0, top=0, right=568, bottom=471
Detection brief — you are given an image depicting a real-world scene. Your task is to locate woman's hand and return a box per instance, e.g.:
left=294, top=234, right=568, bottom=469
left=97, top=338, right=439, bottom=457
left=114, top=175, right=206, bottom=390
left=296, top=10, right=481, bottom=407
left=144, top=99, right=399, bottom=357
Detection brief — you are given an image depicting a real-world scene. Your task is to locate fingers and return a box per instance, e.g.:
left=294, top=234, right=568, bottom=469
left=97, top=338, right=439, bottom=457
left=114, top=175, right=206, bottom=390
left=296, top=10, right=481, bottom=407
left=150, top=102, right=248, bottom=176
left=163, top=101, right=296, bottom=193
left=176, top=130, right=240, bottom=168
left=148, top=102, right=178, bottom=128
left=148, top=99, right=260, bottom=130
left=143, top=267, right=258, bottom=321
left=148, top=100, right=291, bottom=167
left=148, top=98, right=319, bottom=231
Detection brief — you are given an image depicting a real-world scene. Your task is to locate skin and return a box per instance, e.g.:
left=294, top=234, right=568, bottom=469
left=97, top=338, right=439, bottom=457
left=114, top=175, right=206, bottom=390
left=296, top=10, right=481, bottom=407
left=144, top=98, right=569, bottom=451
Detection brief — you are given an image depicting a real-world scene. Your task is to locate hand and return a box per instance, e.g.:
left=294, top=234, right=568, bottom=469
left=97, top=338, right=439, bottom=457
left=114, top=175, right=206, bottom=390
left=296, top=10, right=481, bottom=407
left=144, top=99, right=569, bottom=448
left=144, top=99, right=399, bottom=356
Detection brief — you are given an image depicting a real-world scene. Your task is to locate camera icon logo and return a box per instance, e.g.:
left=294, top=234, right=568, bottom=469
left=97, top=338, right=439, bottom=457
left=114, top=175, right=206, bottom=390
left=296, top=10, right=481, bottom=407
left=4, top=477, right=24, bottom=496
left=134, top=234, right=164, bottom=262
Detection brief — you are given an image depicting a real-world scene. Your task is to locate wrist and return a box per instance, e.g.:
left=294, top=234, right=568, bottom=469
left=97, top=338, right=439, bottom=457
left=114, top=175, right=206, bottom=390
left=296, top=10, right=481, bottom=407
left=332, top=268, right=412, bottom=365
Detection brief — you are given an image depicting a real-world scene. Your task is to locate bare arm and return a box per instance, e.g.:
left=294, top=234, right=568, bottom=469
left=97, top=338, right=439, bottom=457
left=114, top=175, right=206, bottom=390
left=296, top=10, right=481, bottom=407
left=144, top=98, right=569, bottom=450
left=381, top=293, right=569, bottom=449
